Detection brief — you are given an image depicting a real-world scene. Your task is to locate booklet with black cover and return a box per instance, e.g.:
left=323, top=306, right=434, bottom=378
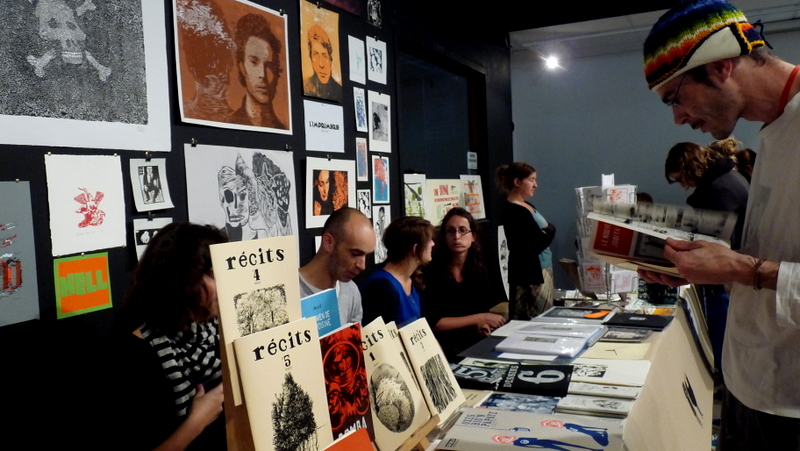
left=603, top=313, right=673, bottom=330
left=450, top=363, right=572, bottom=397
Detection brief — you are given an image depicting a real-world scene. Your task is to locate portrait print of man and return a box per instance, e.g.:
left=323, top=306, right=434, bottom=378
left=174, top=0, right=291, bottom=133
left=300, top=1, right=342, bottom=103
left=228, top=14, right=286, bottom=129
left=372, top=157, right=389, bottom=203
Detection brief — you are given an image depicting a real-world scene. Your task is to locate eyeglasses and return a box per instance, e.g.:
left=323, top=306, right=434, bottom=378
left=665, top=73, right=687, bottom=107
left=446, top=227, right=472, bottom=237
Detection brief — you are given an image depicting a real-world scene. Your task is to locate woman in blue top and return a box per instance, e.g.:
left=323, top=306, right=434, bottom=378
left=361, top=216, right=435, bottom=327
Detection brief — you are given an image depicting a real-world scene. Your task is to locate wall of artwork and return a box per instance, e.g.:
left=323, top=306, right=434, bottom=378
left=0, top=0, right=512, bottom=445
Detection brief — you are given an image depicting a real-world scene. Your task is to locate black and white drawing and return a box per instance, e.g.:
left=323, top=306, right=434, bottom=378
left=130, top=158, right=174, bottom=212
left=369, top=363, right=415, bottom=432
left=272, top=372, right=320, bottom=451
left=573, top=363, right=608, bottom=379
left=367, top=0, right=381, bottom=28
left=480, top=393, right=559, bottom=414
left=0, top=1, right=170, bottom=151
left=357, top=189, right=371, bottom=219
left=420, top=354, right=458, bottom=414
left=366, top=36, right=386, bottom=84
left=133, top=217, right=172, bottom=259
left=498, top=225, right=510, bottom=300
left=233, top=285, right=290, bottom=336
left=372, top=205, right=389, bottom=264
left=348, top=35, right=366, bottom=85
left=354, top=87, right=368, bottom=132
left=368, top=90, right=391, bottom=152
left=185, top=143, right=298, bottom=243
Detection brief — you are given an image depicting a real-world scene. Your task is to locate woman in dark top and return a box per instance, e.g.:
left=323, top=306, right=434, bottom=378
left=112, top=223, right=228, bottom=450
left=497, top=162, right=556, bottom=320
left=361, top=216, right=434, bottom=327
left=665, top=138, right=750, bottom=386
left=425, top=208, right=506, bottom=359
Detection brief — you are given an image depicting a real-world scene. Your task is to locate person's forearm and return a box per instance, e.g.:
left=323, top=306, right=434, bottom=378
left=151, top=417, right=204, bottom=451
left=433, top=315, right=482, bottom=332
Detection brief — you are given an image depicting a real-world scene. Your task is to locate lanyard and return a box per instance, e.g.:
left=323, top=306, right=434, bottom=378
left=778, top=65, right=800, bottom=114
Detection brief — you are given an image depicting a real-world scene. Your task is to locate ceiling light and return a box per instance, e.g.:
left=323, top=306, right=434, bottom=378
left=543, top=55, right=561, bottom=69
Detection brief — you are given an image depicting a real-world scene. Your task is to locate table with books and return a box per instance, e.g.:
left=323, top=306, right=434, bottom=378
left=438, top=302, right=713, bottom=451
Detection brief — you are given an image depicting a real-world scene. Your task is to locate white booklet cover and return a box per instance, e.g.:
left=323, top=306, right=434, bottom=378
left=556, top=394, right=634, bottom=417
left=568, top=382, right=641, bottom=399
left=571, top=358, right=651, bottom=387
left=496, top=333, right=588, bottom=358
left=517, top=322, right=605, bottom=339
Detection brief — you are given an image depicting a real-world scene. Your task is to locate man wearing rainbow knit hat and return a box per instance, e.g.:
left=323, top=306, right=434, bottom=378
left=642, top=1, right=800, bottom=448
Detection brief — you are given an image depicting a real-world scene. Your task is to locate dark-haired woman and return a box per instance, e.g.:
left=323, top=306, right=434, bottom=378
left=425, top=208, right=506, bottom=359
left=112, top=222, right=228, bottom=450
left=360, top=216, right=435, bottom=328
left=497, top=162, right=556, bottom=320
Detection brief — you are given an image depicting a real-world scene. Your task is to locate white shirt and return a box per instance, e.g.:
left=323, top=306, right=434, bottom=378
left=724, top=93, right=800, bottom=417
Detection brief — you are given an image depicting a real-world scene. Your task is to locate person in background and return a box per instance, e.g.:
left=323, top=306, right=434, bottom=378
left=424, top=208, right=506, bottom=359
left=361, top=216, right=434, bottom=327
left=112, top=223, right=228, bottom=450
left=734, top=148, right=757, bottom=183
left=299, top=208, right=376, bottom=324
left=496, top=162, right=556, bottom=320
left=665, top=137, right=749, bottom=250
left=665, top=137, right=750, bottom=389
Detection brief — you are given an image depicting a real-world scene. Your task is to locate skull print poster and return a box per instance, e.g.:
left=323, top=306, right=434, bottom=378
left=173, top=0, right=292, bottom=134
left=0, top=1, right=170, bottom=151
left=45, top=154, right=126, bottom=256
left=184, top=143, right=298, bottom=244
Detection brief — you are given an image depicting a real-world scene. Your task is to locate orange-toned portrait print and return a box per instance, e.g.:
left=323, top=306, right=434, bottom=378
left=299, top=0, right=343, bottom=103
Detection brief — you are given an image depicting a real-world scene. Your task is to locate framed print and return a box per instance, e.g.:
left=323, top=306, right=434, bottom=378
left=306, top=157, right=356, bottom=228
left=372, top=155, right=389, bottom=204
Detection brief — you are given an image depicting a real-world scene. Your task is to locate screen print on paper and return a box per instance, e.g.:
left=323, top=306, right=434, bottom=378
left=174, top=0, right=292, bottom=134
left=185, top=143, right=298, bottom=242
left=0, top=1, right=170, bottom=151
left=0, top=182, right=40, bottom=327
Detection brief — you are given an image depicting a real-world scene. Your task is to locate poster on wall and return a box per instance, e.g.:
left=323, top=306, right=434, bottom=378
left=348, top=35, right=366, bottom=84
left=372, top=155, right=390, bottom=204
left=129, top=158, right=174, bottom=212
left=184, top=143, right=298, bottom=242
left=368, top=90, right=391, bottom=152
left=426, top=179, right=460, bottom=226
left=300, top=0, right=343, bottom=102
left=133, top=217, right=173, bottom=260
left=174, top=0, right=292, bottom=134
left=304, top=100, right=344, bottom=152
left=366, top=36, right=387, bottom=85
left=498, top=226, right=509, bottom=300
left=356, top=137, right=368, bottom=181
left=53, top=252, right=112, bottom=319
left=0, top=1, right=170, bottom=151
left=372, top=205, right=389, bottom=264
left=357, top=189, right=371, bottom=219
left=45, top=155, right=126, bottom=256
left=367, top=0, right=381, bottom=28
left=0, top=182, right=40, bottom=328
left=354, top=87, right=368, bottom=133
left=460, top=174, right=486, bottom=220
left=403, top=173, right=426, bottom=218
left=306, top=157, right=356, bottom=228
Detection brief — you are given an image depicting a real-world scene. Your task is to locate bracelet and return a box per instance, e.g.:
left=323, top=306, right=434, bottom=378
left=753, top=258, right=766, bottom=291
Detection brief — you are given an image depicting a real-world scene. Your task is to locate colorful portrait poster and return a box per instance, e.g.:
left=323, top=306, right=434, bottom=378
left=306, top=157, right=356, bottom=228
left=300, top=0, right=342, bottom=102
left=54, top=252, right=112, bottom=319
left=356, top=137, right=368, bottom=181
left=45, top=154, right=126, bottom=257
left=174, top=0, right=292, bottom=134
left=368, top=90, right=391, bottom=152
left=184, top=143, right=298, bottom=242
left=0, top=1, right=170, bottom=151
left=0, top=181, right=40, bottom=328
left=372, top=155, right=389, bottom=204
left=460, top=174, right=486, bottom=220
left=129, top=158, right=175, bottom=212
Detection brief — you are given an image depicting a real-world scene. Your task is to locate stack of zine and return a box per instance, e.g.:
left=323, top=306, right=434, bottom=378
left=449, top=362, right=572, bottom=398
left=495, top=321, right=605, bottom=357
left=555, top=358, right=651, bottom=419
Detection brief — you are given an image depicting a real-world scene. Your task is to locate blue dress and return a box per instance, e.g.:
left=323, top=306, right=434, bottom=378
left=360, top=268, right=422, bottom=327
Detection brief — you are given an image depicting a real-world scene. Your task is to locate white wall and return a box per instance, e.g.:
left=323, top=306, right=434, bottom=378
left=510, top=30, right=800, bottom=288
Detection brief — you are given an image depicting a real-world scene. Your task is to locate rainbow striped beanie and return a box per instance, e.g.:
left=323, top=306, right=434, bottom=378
left=643, top=0, right=765, bottom=91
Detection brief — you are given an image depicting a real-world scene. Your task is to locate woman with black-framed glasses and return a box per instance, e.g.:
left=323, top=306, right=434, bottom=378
left=424, top=208, right=506, bottom=359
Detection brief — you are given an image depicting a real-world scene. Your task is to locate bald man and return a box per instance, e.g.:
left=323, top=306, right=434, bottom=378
left=299, top=208, right=376, bottom=323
